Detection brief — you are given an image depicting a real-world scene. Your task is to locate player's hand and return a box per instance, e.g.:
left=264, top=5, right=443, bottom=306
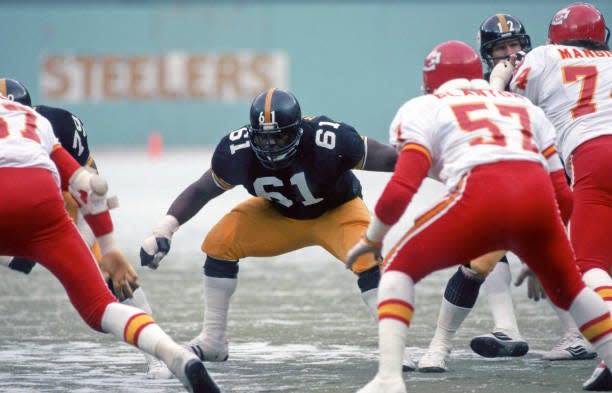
left=514, top=265, right=546, bottom=301
left=345, top=236, right=383, bottom=271
left=100, top=250, right=140, bottom=301
left=69, top=167, right=118, bottom=215
left=140, top=235, right=171, bottom=270
left=139, top=215, right=180, bottom=270
left=489, top=60, right=515, bottom=90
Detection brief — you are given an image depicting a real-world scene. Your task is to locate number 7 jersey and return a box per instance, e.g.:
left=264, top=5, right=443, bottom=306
left=510, top=44, right=612, bottom=164
left=389, top=85, right=558, bottom=190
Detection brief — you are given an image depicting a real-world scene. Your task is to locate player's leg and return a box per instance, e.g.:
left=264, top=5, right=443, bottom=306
left=191, top=197, right=315, bottom=362
left=470, top=256, right=529, bottom=358
left=1, top=168, right=220, bottom=392
left=314, top=197, right=382, bottom=318
left=566, top=136, right=612, bottom=389
left=418, top=264, right=484, bottom=372
left=358, top=173, right=505, bottom=392
left=314, top=197, right=416, bottom=371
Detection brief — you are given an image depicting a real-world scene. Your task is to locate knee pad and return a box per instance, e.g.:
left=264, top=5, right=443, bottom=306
left=357, top=265, right=380, bottom=293
left=204, top=256, right=239, bottom=279
left=444, top=265, right=484, bottom=308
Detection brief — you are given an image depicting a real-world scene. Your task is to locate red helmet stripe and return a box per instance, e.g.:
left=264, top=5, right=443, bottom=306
left=264, top=88, right=276, bottom=123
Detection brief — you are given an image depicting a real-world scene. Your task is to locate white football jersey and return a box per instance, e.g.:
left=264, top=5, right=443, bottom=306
left=0, top=96, right=61, bottom=185
left=510, top=44, right=612, bottom=163
left=389, top=84, right=557, bottom=190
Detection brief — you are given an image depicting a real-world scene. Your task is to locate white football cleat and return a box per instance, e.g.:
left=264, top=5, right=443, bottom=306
left=417, top=344, right=450, bottom=373
left=188, top=335, right=229, bottom=362
left=470, top=330, right=529, bottom=358
left=542, top=330, right=597, bottom=361
left=356, top=375, right=407, bottom=393
left=402, top=349, right=416, bottom=372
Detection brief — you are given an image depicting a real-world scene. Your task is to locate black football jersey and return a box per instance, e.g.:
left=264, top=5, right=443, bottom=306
left=34, top=105, right=90, bottom=166
left=212, top=115, right=365, bottom=220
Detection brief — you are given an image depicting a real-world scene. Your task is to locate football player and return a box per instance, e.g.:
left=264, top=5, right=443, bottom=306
left=495, top=3, right=612, bottom=390
left=139, top=88, right=409, bottom=373
left=0, top=78, right=165, bottom=378
left=346, top=39, right=612, bottom=393
left=0, top=95, right=220, bottom=392
left=418, top=13, right=594, bottom=372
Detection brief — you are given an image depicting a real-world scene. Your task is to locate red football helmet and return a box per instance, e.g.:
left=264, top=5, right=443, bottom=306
left=422, top=40, right=483, bottom=94
left=548, top=3, right=610, bottom=45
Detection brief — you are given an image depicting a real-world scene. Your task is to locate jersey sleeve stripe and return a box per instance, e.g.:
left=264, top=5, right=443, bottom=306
left=401, top=143, right=432, bottom=165
left=212, top=170, right=234, bottom=191
left=542, top=144, right=557, bottom=158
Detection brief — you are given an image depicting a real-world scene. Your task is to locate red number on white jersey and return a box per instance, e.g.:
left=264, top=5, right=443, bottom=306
left=561, top=65, right=598, bottom=119
left=451, top=102, right=537, bottom=152
left=0, top=102, right=40, bottom=143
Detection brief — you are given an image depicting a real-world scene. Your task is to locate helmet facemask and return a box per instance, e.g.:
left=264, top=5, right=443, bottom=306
left=248, top=120, right=303, bottom=170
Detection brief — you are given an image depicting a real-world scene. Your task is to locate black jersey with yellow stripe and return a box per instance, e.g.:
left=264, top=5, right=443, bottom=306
left=34, top=105, right=91, bottom=166
left=212, top=115, right=365, bottom=220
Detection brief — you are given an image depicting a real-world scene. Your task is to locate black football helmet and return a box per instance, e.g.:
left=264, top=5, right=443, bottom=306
left=478, top=14, right=532, bottom=69
left=248, top=88, right=303, bottom=170
left=0, top=78, right=31, bottom=106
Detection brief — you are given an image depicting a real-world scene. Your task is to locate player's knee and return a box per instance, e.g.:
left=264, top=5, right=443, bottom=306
left=444, top=265, right=484, bottom=308
left=204, top=256, right=239, bottom=279
left=357, top=265, right=380, bottom=293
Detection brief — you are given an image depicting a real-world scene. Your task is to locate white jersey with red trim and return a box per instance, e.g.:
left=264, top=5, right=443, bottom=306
left=0, top=96, right=61, bottom=184
left=389, top=84, right=556, bottom=190
left=510, top=44, right=612, bottom=163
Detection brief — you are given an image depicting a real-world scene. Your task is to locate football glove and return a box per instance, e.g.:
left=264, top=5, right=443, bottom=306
left=140, top=215, right=180, bottom=270
left=345, top=236, right=383, bottom=271
left=68, top=167, right=118, bottom=216
left=514, top=265, right=546, bottom=301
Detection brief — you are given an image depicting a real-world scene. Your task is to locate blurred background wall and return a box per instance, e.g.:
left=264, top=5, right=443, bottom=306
left=1, top=0, right=610, bottom=146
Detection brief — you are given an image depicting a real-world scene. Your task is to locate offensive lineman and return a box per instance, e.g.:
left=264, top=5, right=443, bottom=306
left=139, top=88, right=409, bottom=374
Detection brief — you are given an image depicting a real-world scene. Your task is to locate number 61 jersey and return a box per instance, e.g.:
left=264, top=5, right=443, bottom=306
left=389, top=83, right=559, bottom=190
left=510, top=44, right=612, bottom=164
left=210, top=115, right=366, bottom=220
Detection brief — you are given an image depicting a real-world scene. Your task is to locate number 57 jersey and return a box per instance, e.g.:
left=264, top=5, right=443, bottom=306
left=389, top=85, right=558, bottom=190
left=510, top=44, right=612, bottom=164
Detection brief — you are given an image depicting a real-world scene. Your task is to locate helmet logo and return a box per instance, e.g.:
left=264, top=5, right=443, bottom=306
left=551, top=8, right=570, bottom=26
left=423, top=49, right=442, bottom=71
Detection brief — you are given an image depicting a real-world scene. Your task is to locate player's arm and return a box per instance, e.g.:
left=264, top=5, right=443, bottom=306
left=360, top=136, right=398, bottom=172
left=543, top=146, right=573, bottom=224
left=50, top=145, right=118, bottom=253
left=140, top=169, right=227, bottom=269
left=345, top=145, right=431, bottom=268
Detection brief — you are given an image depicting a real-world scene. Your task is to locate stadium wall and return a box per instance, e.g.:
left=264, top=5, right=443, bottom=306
left=2, top=0, right=610, bottom=146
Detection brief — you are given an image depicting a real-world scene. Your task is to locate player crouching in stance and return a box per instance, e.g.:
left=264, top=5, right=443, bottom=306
left=345, top=40, right=612, bottom=393
left=139, top=88, right=413, bottom=372
left=0, top=97, right=220, bottom=393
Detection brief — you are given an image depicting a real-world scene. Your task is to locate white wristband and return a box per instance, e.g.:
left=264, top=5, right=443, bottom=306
left=97, top=233, right=118, bottom=255
left=366, top=214, right=391, bottom=243
left=154, top=215, right=180, bottom=238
